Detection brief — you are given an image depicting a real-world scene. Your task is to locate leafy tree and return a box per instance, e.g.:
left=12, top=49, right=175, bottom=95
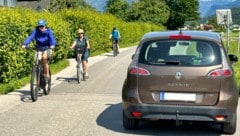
left=105, top=0, right=130, bottom=21
left=48, top=0, right=94, bottom=12
left=128, top=0, right=170, bottom=25
left=165, top=0, right=200, bottom=30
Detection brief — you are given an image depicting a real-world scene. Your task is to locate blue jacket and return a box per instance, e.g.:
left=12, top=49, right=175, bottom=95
left=23, top=28, right=56, bottom=50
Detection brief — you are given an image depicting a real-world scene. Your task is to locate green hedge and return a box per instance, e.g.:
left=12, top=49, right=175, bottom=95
left=58, top=9, right=164, bottom=54
left=0, top=7, right=164, bottom=87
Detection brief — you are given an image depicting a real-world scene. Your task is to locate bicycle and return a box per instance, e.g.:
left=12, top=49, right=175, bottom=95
left=75, top=47, right=85, bottom=83
left=30, top=46, right=52, bottom=102
left=111, top=39, right=119, bottom=57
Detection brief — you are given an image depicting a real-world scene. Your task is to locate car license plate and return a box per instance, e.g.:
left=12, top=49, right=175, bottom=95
left=160, top=92, right=196, bottom=101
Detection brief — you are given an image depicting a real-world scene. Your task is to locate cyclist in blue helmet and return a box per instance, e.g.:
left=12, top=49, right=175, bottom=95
left=22, top=19, right=56, bottom=81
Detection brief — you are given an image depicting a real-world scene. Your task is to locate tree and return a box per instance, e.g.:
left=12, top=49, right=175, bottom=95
left=105, top=0, right=130, bottom=21
left=128, top=0, right=170, bottom=25
left=48, top=0, right=94, bottom=12
left=105, top=0, right=170, bottom=25
left=165, top=0, right=200, bottom=30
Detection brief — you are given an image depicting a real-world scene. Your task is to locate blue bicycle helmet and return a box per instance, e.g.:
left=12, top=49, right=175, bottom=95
left=37, top=19, right=46, bottom=27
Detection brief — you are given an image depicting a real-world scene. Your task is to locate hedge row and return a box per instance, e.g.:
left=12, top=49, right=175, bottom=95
left=0, top=7, right=165, bottom=84
left=58, top=9, right=164, bottom=53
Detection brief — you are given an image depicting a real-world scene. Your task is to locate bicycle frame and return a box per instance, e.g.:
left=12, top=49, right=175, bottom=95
left=112, top=40, right=118, bottom=57
left=34, top=51, right=44, bottom=87
left=75, top=48, right=84, bottom=83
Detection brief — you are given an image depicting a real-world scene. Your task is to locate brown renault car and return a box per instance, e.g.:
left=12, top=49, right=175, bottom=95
left=122, top=30, right=239, bottom=134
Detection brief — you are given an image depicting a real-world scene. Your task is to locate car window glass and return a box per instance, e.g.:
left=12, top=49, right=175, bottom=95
left=193, top=41, right=215, bottom=65
left=139, top=40, right=221, bottom=66
left=169, top=41, right=191, bottom=55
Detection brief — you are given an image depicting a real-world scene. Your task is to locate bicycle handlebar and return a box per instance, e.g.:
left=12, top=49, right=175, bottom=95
left=74, top=47, right=85, bottom=54
left=23, top=45, right=56, bottom=50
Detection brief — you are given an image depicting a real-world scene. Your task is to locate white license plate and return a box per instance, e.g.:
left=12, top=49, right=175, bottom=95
left=160, top=92, right=196, bottom=101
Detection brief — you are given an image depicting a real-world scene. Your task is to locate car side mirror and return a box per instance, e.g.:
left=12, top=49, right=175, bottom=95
left=228, top=54, right=238, bottom=63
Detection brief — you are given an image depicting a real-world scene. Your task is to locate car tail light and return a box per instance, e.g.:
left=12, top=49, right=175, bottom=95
left=169, top=35, right=191, bottom=39
left=208, top=68, right=232, bottom=77
left=131, top=111, right=142, bottom=117
left=129, top=66, right=150, bottom=75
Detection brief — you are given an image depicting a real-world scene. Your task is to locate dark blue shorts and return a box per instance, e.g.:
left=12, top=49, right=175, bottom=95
left=81, top=49, right=90, bottom=62
left=113, top=39, right=119, bottom=44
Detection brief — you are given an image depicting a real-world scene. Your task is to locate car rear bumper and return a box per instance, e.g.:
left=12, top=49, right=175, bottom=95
left=123, top=103, right=235, bottom=122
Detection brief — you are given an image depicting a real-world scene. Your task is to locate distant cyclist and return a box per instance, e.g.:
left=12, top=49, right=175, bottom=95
left=70, top=28, right=90, bottom=80
left=22, top=19, right=56, bottom=81
left=109, top=27, right=121, bottom=54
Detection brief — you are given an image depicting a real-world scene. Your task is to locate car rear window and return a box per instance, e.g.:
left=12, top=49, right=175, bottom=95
left=138, top=40, right=221, bottom=66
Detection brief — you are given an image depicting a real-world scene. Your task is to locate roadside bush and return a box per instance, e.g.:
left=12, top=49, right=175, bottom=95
left=58, top=9, right=164, bottom=56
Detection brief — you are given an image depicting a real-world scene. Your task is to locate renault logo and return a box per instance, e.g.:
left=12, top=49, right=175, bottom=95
left=175, top=72, right=181, bottom=80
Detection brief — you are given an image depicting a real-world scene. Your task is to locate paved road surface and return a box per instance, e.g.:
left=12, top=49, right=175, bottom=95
left=0, top=46, right=239, bottom=136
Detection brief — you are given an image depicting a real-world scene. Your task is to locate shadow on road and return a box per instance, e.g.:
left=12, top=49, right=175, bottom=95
left=16, top=89, right=46, bottom=103
left=100, top=52, right=116, bottom=57
left=15, top=76, right=82, bottom=102
left=96, top=103, right=221, bottom=136
left=56, top=77, right=80, bottom=84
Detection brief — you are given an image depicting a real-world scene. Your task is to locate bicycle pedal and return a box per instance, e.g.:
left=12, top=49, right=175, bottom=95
left=44, top=81, right=49, bottom=84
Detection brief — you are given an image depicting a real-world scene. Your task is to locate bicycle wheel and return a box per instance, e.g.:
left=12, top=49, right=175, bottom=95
left=113, top=43, right=117, bottom=57
left=30, top=66, right=39, bottom=102
left=43, top=69, right=51, bottom=95
left=77, top=63, right=83, bottom=83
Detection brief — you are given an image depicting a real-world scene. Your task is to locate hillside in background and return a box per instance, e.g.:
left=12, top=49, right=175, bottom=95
left=199, top=0, right=240, bottom=17
left=84, top=0, right=240, bottom=24
left=231, top=6, right=240, bottom=24
left=84, top=0, right=240, bottom=18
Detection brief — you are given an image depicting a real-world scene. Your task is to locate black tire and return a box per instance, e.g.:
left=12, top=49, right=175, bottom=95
left=77, top=66, right=81, bottom=83
left=113, top=44, right=117, bottom=57
left=43, top=69, right=51, bottom=95
left=30, top=66, right=39, bottom=102
left=221, top=112, right=237, bottom=134
left=122, top=110, right=139, bottom=129
left=76, top=56, right=84, bottom=83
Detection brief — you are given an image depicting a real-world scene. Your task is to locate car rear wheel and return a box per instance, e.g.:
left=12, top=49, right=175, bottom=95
left=122, top=110, right=139, bottom=129
left=221, top=112, right=236, bottom=134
